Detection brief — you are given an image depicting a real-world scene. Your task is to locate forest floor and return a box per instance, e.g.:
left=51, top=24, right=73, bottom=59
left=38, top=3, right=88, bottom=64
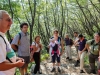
left=30, top=46, right=97, bottom=75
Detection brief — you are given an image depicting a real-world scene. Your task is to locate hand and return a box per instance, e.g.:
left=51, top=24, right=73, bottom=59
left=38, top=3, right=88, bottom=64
left=16, top=57, right=24, bottom=62
left=39, top=44, right=42, bottom=49
left=15, top=60, right=25, bottom=68
left=80, top=51, right=83, bottom=54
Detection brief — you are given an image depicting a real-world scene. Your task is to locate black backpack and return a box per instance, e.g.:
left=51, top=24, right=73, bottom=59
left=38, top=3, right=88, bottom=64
left=90, top=39, right=100, bottom=52
left=69, top=39, right=73, bottom=46
left=11, top=33, right=21, bottom=51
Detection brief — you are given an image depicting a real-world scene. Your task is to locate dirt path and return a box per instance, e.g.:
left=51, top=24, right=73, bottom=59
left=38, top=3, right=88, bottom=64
left=30, top=46, right=97, bottom=75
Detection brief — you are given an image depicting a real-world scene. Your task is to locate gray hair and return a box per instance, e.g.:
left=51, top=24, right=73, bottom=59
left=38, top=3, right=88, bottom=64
left=0, top=10, right=8, bottom=19
left=65, top=34, right=69, bottom=38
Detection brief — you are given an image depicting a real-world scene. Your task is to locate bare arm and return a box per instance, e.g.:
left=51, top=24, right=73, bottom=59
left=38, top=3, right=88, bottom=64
left=32, top=45, right=39, bottom=52
left=74, top=40, right=79, bottom=46
left=39, top=44, right=42, bottom=50
left=81, top=44, right=89, bottom=53
left=0, top=60, right=24, bottom=71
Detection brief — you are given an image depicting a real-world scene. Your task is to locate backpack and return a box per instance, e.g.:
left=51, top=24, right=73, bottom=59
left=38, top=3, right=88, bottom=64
left=16, top=33, right=21, bottom=45
left=0, top=35, right=12, bottom=63
left=91, top=40, right=95, bottom=45
left=90, top=39, right=100, bottom=52
left=11, top=33, right=21, bottom=51
left=70, top=39, right=73, bottom=46
left=65, top=38, right=73, bottom=46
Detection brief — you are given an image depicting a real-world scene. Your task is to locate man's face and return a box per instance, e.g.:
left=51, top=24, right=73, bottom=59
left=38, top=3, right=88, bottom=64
left=66, top=35, right=69, bottom=38
left=0, top=13, right=12, bottom=32
left=94, top=34, right=100, bottom=43
left=21, top=25, right=28, bottom=33
left=74, top=33, right=78, bottom=37
left=79, top=37, right=82, bottom=40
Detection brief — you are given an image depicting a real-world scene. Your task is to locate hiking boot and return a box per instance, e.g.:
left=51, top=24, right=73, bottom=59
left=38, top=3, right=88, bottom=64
left=58, top=67, right=61, bottom=72
left=51, top=68, right=55, bottom=72
left=69, top=59, right=72, bottom=61
left=66, top=57, right=69, bottom=59
left=80, top=70, right=85, bottom=73
left=74, top=60, right=80, bottom=67
left=38, top=71, right=42, bottom=74
left=90, top=70, right=96, bottom=74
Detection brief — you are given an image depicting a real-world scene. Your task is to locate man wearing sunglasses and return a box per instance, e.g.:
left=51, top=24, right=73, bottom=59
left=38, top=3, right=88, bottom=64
left=0, top=10, right=24, bottom=75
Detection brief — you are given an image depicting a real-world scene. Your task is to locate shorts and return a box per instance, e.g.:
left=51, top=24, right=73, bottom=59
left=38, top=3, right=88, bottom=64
left=18, top=56, right=30, bottom=66
left=52, top=53, right=60, bottom=63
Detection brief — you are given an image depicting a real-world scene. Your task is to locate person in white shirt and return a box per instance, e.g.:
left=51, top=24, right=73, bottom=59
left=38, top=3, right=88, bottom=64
left=31, top=35, right=42, bottom=74
left=74, top=32, right=79, bottom=53
left=73, top=32, right=80, bottom=66
left=0, top=10, right=24, bottom=75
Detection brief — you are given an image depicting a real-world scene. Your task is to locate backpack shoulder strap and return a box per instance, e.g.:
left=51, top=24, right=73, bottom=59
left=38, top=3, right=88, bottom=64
left=0, top=35, right=7, bottom=47
left=58, top=37, right=61, bottom=43
left=18, top=33, right=21, bottom=40
left=91, top=39, right=95, bottom=45
left=0, top=35, right=12, bottom=63
left=58, top=37, right=61, bottom=41
left=17, top=33, right=21, bottom=45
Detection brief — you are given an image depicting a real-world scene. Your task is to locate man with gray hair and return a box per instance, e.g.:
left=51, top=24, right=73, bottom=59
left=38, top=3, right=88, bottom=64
left=64, top=34, right=73, bottom=61
left=0, top=10, right=24, bottom=75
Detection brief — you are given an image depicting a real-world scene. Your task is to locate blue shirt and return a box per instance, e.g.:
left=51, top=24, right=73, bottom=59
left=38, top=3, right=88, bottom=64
left=65, top=38, right=72, bottom=46
left=78, top=39, right=87, bottom=51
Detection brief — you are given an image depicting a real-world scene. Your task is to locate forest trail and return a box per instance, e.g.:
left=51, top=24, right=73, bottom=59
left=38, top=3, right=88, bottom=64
left=30, top=46, right=97, bottom=75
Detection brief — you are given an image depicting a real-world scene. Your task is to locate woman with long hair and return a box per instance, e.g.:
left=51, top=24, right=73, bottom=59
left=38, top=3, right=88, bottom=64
left=32, top=35, right=42, bottom=74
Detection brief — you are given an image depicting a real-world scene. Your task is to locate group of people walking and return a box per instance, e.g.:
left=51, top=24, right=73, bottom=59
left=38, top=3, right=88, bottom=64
left=63, top=32, right=100, bottom=74
left=0, top=10, right=100, bottom=75
left=48, top=30, right=100, bottom=74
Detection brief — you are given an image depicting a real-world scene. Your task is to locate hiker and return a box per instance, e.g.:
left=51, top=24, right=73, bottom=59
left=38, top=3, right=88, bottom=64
left=11, top=23, right=30, bottom=75
left=84, top=33, right=100, bottom=74
left=74, top=32, right=79, bottom=53
left=0, top=10, right=24, bottom=75
left=50, top=29, right=64, bottom=72
left=31, top=35, right=42, bottom=74
left=74, top=34, right=87, bottom=73
left=64, top=34, right=73, bottom=61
